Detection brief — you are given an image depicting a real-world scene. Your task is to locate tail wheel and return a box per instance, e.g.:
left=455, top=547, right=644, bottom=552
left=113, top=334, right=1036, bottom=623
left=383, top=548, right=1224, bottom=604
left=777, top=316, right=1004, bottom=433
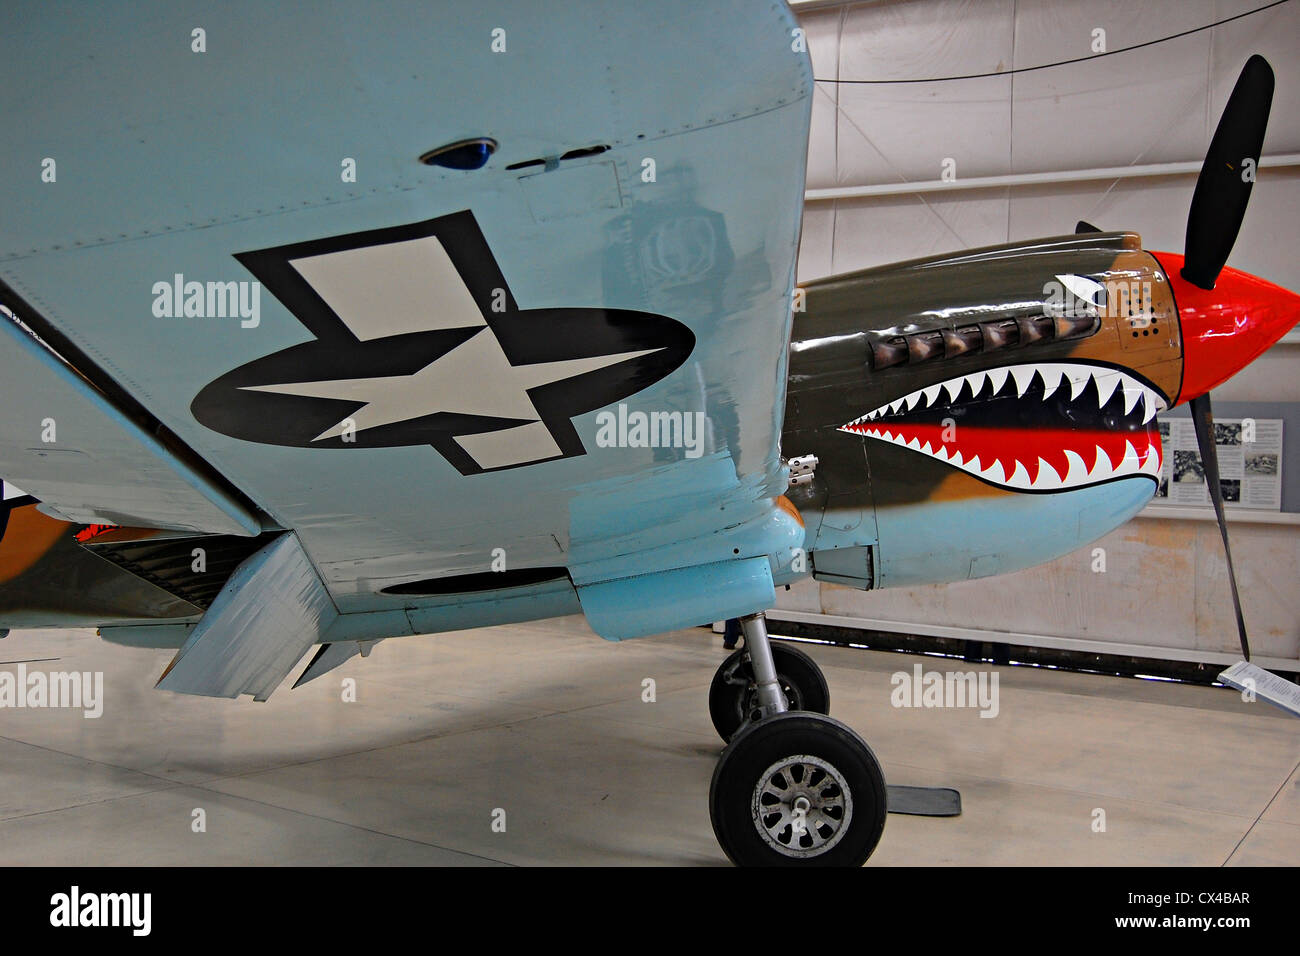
left=708, top=643, right=829, bottom=742
left=709, top=712, right=886, bottom=866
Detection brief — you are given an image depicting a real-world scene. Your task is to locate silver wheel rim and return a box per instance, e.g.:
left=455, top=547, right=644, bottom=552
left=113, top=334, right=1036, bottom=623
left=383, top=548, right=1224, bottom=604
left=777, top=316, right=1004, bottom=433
left=751, top=753, right=853, bottom=858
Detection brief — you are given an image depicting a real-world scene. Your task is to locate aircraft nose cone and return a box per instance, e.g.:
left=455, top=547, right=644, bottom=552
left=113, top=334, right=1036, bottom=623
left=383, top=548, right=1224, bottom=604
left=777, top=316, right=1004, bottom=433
left=1153, top=251, right=1299, bottom=405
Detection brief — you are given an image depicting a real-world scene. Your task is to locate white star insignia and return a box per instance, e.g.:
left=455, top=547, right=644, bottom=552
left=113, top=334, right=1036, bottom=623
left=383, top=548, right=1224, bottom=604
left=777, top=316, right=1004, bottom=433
left=240, top=233, right=661, bottom=468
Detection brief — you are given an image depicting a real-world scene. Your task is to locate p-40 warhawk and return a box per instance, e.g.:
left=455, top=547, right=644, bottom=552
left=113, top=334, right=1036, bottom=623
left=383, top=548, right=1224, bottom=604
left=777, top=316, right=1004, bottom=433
left=0, top=4, right=1292, bottom=866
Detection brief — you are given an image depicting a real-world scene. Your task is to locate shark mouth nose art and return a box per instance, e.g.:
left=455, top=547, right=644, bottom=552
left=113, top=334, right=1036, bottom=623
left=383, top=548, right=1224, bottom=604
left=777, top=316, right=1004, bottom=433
left=840, top=363, right=1167, bottom=491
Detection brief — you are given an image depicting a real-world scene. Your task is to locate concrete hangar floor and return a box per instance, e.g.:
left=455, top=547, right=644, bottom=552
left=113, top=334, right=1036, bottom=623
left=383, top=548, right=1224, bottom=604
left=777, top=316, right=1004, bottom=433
left=0, top=618, right=1296, bottom=866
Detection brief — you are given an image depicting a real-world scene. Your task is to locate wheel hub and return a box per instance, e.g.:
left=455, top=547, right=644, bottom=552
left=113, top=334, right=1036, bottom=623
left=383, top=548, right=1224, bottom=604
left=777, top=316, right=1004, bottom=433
left=751, top=753, right=853, bottom=857
left=740, top=675, right=800, bottom=723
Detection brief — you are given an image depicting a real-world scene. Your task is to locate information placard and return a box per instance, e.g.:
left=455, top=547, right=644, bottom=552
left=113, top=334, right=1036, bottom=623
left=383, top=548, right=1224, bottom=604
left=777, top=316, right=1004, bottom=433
left=1151, top=417, right=1283, bottom=511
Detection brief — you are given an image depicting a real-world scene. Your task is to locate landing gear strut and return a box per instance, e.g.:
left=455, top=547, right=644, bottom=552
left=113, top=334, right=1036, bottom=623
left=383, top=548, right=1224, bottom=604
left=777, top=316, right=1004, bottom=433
left=707, top=612, right=887, bottom=866
left=709, top=616, right=830, bottom=741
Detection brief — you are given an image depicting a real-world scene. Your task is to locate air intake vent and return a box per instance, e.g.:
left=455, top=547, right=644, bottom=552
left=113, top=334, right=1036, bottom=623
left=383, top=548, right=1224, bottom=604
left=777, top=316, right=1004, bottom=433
left=419, top=137, right=497, bottom=170
left=83, top=532, right=278, bottom=609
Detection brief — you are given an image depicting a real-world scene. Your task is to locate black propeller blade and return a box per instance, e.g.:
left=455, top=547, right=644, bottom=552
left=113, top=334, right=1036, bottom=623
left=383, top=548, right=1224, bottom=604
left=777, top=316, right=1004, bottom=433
left=1189, top=394, right=1250, bottom=660
left=1182, top=55, right=1274, bottom=290
left=1076, top=57, right=1273, bottom=662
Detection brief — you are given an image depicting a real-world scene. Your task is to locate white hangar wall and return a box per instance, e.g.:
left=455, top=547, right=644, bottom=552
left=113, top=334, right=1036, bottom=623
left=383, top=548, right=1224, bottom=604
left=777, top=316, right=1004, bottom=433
left=780, top=0, right=1300, bottom=667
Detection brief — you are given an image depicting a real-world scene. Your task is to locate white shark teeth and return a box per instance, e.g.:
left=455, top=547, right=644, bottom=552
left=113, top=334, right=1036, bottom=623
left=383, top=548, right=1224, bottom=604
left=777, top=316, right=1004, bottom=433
left=1063, top=449, right=1091, bottom=485
left=839, top=417, right=1162, bottom=492
left=1010, top=366, right=1038, bottom=397
left=1007, top=460, right=1032, bottom=489
left=1121, top=383, right=1142, bottom=416
left=1093, top=370, right=1122, bottom=409
left=1036, top=457, right=1063, bottom=486
left=1089, top=444, right=1113, bottom=480
left=1142, top=443, right=1163, bottom=475
left=1038, top=366, right=1063, bottom=400
left=845, top=361, right=1168, bottom=431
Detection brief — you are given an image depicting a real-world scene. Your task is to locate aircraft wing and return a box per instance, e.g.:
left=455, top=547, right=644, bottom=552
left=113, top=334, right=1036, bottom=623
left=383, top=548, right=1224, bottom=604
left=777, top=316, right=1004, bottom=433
left=0, top=1, right=813, bottom=693
left=0, top=309, right=261, bottom=536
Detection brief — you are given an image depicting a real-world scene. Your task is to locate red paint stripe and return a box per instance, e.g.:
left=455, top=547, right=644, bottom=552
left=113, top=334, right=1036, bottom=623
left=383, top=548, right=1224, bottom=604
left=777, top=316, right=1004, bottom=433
left=843, top=422, right=1158, bottom=482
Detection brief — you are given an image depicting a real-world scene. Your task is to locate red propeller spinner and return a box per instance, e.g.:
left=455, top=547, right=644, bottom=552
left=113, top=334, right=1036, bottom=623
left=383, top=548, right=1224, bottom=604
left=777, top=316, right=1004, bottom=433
left=1153, top=251, right=1299, bottom=406
left=1060, top=56, right=1288, bottom=663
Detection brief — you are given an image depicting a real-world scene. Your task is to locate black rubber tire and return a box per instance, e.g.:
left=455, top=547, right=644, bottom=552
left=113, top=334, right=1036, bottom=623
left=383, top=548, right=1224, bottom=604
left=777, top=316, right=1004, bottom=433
left=708, top=643, right=830, bottom=742
left=709, top=712, right=887, bottom=867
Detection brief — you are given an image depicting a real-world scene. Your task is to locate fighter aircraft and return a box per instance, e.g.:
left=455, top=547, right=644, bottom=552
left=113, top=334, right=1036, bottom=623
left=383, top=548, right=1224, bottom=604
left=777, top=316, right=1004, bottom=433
left=0, top=3, right=1292, bottom=866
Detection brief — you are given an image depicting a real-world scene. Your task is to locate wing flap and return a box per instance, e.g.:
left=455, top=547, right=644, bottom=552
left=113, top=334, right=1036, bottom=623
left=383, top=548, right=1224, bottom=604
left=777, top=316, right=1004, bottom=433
left=157, top=532, right=336, bottom=700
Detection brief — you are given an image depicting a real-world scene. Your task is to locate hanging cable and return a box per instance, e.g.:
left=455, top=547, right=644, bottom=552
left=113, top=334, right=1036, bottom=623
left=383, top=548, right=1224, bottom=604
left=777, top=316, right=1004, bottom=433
left=815, top=0, right=1290, bottom=84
